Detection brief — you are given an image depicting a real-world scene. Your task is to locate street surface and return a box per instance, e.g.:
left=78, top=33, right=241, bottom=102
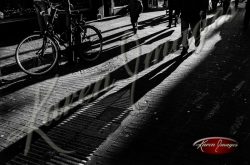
left=1, top=2, right=250, bottom=165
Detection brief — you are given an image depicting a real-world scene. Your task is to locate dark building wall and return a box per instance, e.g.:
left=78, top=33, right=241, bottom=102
left=0, top=0, right=96, bottom=20
left=0, top=0, right=33, bottom=10
left=0, top=0, right=34, bottom=19
left=0, top=0, right=37, bottom=45
left=113, top=0, right=128, bottom=6
left=0, top=0, right=133, bottom=20
left=0, top=0, right=103, bottom=46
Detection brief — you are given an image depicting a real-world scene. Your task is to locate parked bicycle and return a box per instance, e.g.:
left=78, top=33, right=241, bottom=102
left=15, top=0, right=103, bottom=76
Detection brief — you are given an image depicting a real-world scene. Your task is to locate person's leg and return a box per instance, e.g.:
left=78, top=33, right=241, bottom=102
left=174, top=9, right=180, bottom=26
left=134, top=14, right=139, bottom=33
left=200, top=10, right=207, bottom=31
left=135, top=14, right=140, bottom=27
left=168, top=8, right=173, bottom=28
left=181, top=18, right=190, bottom=54
left=130, top=14, right=136, bottom=33
left=212, top=0, right=216, bottom=11
left=223, top=0, right=230, bottom=14
left=190, top=17, right=201, bottom=47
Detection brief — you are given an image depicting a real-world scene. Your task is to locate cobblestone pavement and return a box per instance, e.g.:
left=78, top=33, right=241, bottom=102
left=1, top=2, right=250, bottom=165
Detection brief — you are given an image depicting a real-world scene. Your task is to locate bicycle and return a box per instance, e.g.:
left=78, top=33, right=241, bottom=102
left=15, top=0, right=103, bottom=76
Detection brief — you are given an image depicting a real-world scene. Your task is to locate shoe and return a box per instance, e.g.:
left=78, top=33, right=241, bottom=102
left=195, top=40, right=200, bottom=47
left=181, top=47, right=188, bottom=56
left=174, top=17, right=178, bottom=27
left=133, top=28, right=137, bottom=34
left=168, top=22, right=172, bottom=28
left=133, top=25, right=138, bottom=34
left=168, top=21, right=172, bottom=27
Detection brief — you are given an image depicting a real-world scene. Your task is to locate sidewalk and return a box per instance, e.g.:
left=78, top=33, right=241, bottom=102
left=86, top=7, right=250, bottom=165
left=1, top=3, right=250, bottom=165
left=0, top=11, right=168, bottom=77
left=0, top=10, right=171, bottom=163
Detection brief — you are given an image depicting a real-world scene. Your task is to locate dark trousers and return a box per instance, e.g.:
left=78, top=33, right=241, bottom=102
left=181, top=17, right=201, bottom=48
left=212, top=0, right=219, bottom=11
left=130, top=14, right=139, bottom=32
left=223, top=0, right=230, bottom=14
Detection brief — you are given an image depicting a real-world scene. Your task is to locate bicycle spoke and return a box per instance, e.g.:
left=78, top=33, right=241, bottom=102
left=16, top=34, right=58, bottom=76
left=77, top=25, right=102, bottom=61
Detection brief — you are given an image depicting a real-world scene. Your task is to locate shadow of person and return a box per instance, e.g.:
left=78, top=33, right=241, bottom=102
left=122, top=51, right=194, bottom=105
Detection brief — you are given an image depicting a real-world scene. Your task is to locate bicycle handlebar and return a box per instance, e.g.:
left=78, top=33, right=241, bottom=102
left=44, top=0, right=74, bottom=11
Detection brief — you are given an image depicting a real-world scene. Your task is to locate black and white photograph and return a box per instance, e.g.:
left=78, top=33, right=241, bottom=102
left=0, top=0, right=250, bottom=164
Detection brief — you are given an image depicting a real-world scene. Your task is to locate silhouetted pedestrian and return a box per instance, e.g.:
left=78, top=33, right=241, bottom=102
left=201, top=0, right=209, bottom=30
left=244, top=0, right=250, bottom=29
left=180, top=0, right=208, bottom=55
left=212, top=0, right=219, bottom=11
left=223, top=0, right=231, bottom=14
left=167, top=0, right=181, bottom=28
left=129, top=0, right=143, bottom=34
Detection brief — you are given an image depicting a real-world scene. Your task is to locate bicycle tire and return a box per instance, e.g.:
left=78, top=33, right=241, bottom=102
left=16, top=33, right=59, bottom=76
left=76, top=25, right=103, bottom=61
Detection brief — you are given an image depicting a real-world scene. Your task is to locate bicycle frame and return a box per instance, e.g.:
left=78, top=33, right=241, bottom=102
left=41, top=0, right=86, bottom=61
left=16, top=0, right=102, bottom=76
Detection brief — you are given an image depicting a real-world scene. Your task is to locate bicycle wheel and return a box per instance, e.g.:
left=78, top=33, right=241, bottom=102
left=77, top=25, right=102, bottom=61
left=16, top=33, right=59, bottom=76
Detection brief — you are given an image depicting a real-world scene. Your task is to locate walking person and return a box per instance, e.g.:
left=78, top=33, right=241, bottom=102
left=244, top=0, right=250, bottom=29
left=223, top=0, right=231, bottom=14
left=167, top=0, right=181, bottom=28
left=129, top=0, right=143, bottom=34
left=212, top=0, right=219, bottom=11
left=180, top=0, right=208, bottom=55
